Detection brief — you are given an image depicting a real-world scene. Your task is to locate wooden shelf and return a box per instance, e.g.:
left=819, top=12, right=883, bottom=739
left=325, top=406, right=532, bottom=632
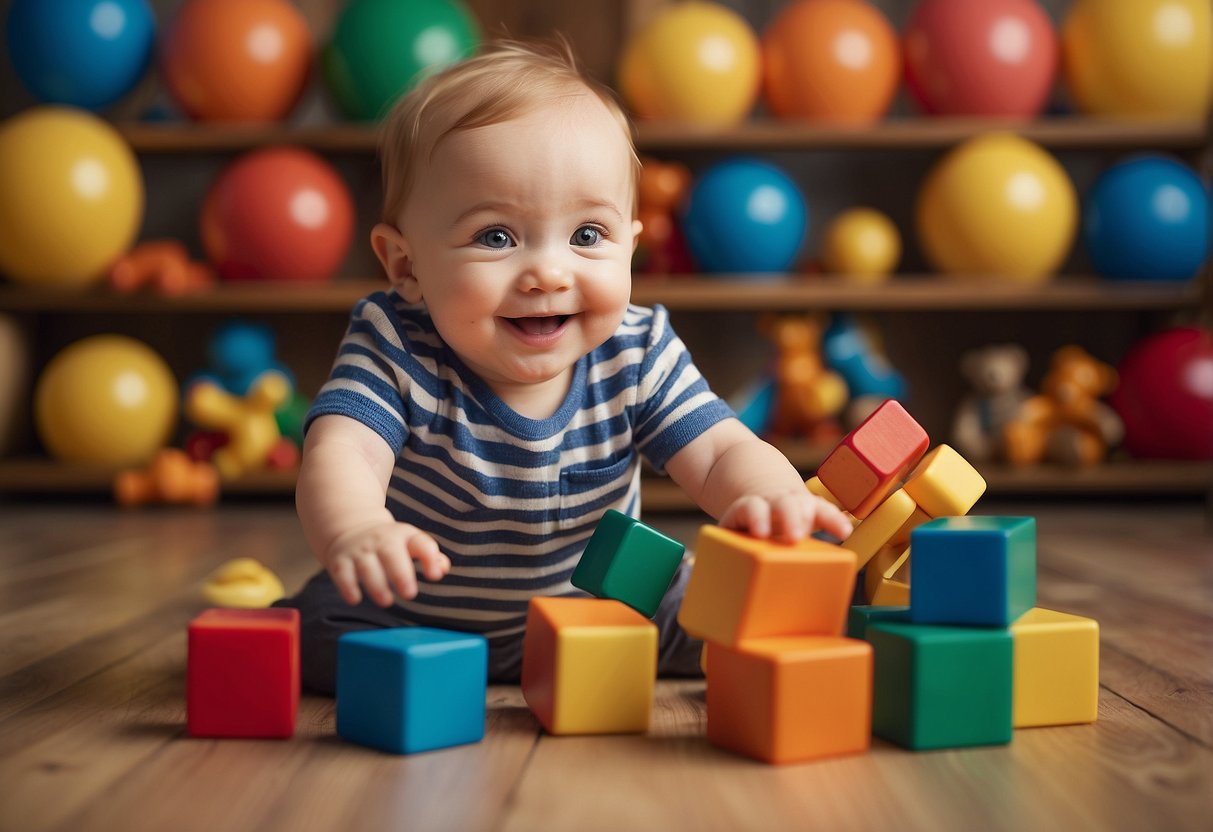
left=0, top=277, right=1203, bottom=314
left=0, top=460, right=298, bottom=497
left=116, top=117, right=1210, bottom=154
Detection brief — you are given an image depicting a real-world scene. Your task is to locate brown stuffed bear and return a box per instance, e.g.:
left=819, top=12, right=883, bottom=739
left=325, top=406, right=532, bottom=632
left=952, top=344, right=1031, bottom=462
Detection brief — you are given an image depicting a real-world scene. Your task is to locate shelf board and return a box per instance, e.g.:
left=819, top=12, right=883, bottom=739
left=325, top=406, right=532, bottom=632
left=0, top=460, right=297, bottom=496
left=116, top=117, right=1210, bottom=153
left=0, top=277, right=1202, bottom=315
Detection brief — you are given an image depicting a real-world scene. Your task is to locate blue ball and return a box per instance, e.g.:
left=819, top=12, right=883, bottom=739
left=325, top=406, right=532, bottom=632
left=1083, top=156, right=1210, bottom=283
left=5, top=0, right=155, bottom=110
left=682, top=158, right=807, bottom=275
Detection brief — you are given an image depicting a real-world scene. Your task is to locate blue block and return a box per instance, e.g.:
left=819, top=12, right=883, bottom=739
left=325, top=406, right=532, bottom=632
left=909, top=516, right=1036, bottom=627
left=337, top=627, right=487, bottom=754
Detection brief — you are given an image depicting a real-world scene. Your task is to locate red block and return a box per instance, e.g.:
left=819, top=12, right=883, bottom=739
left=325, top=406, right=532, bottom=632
left=187, top=607, right=300, bottom=738
left=816, top=400, right=929, bottom=519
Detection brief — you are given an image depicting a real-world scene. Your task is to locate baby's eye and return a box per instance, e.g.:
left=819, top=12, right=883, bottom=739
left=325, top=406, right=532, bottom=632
left=476, top=228, right=515, bottom=249
left=571, top=225, right=604, bottom=247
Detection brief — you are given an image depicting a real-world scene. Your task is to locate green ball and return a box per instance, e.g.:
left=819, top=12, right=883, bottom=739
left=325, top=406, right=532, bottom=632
left=323, top=0, right=480, bottom=121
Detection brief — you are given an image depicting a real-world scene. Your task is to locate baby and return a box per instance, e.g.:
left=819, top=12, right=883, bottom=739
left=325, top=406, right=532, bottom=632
left=277, top=40, right=851, bottom=693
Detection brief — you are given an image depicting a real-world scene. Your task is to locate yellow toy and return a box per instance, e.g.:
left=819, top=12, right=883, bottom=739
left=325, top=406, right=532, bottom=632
left=202, top=557, right=286, bottom=608
left=763, top=314, right=848, bottom=442
left=185, top=370, right=292, bottom=480
left=114, top=448, right=220, bottom=508
left=822, top=207, right=901, bottom=282
left=1010, top=607, right=1099, bottom=727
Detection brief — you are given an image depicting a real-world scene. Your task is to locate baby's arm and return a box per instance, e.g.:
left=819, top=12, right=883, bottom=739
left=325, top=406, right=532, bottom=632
left=295, top=414, right=450, bottom=607
left=664, top=419, right=853, bottom=542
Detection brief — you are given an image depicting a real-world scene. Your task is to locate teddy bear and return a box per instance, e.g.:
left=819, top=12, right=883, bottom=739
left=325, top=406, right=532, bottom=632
left=952, top=343, right=1032, bottom=463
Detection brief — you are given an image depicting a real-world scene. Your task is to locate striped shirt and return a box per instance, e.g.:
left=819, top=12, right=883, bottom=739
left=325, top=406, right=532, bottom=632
left=306, top=292, right=734, bottom=642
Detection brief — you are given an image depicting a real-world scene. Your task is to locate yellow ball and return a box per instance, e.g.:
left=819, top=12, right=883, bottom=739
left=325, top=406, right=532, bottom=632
left=916, top=133, right=1077, bottom=283
left=618, top=1, right=760, bottom=125
left=1063, top=0, right=1212, bottom=119
left=35, top=335, right=178, bottom=467
left=0, top=107, right=144, bottom=287
left=822, top=208, right=901, bottom=282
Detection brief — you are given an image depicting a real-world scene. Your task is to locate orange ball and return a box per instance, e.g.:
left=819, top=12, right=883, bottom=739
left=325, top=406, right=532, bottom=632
left=762, top=0, right=900, bottom=124
left=160, top=0, right=311, bottom=122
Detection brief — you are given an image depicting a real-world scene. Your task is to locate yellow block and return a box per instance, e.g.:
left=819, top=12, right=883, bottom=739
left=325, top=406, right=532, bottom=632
left=891, top=507, right=932, bottom=547
left=902, top=444, right=987, bottom=518
left=805, top=476, right=843, bottom=509
left=1010, top=607, right=1100, bottom=727
left=841, top=488, right=916, bottom=570
left=521, top=597, right=657, bottom=735
left=864, top=544, right=910, bottom=607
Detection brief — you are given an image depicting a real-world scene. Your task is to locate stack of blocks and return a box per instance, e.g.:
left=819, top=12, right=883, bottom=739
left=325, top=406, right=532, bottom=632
left=521, top=509, right=684, bottom=735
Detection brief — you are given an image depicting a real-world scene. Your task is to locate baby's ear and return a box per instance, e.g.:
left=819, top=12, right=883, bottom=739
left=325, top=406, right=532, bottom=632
left=371, top=223, right=422, bottom=302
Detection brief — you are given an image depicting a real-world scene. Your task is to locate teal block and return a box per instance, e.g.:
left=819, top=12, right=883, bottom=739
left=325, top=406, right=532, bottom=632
left=847, top=605, right=910, bottom=640
left=909, top=516, right=1036, bottom=627
left=337, top=628, right=487, bottom=755
left=572, top=509, right=685, bottom=618
left=869, top=621, right=1013, bottom=750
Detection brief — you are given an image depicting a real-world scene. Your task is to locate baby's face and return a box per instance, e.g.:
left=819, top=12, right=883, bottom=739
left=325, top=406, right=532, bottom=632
left=396, top=91, right=638, bottom=405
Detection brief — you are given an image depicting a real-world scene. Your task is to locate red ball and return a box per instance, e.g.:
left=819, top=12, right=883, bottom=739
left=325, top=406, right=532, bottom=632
left=904, top=0, right=1058, bottom=118
left=1110, top=327, right=1213, bottom=460
left=201, top=147, right=355, bottom=282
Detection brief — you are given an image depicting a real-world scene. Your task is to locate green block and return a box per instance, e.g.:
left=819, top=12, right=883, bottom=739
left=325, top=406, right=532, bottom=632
left=869, top=621, right=1013, bottom=750
left=572, top=509, right=685, bottom=618
left=847, top=605, right=910, bottom=641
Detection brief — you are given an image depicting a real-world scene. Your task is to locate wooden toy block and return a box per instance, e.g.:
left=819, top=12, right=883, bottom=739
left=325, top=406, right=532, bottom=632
left=571, top=508, right=685, bottom=618
left=521, top=597, right=657, bottom=735
left=336, top=627, right=487, bottom=754
left=1010, top=607, right=1100, bottom=727
left=706, top=637, right=872, bottom=764
left=187, top=608, right=299, bottom=738
left=910, top=516, right=1036, bottom=627
left=901, top=444, right=987, bottom=518
left=846, top=604, right=910, bottom=640
left=868, top=621, right=1013, bottom=750
left=816, top=399, right=929, bottom=520
left=677, top=526, right=857, bottom=646
left=841, top=488, right=916, bottom=570
left=890, top=506, right=932, bottom=547
left=805, top=475, right=843, bottom=509
left=863, top=544, right=910, bottom=607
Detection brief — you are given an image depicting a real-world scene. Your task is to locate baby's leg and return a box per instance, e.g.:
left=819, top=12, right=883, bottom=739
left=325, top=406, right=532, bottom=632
left=652, top=559, right=705, bottom=678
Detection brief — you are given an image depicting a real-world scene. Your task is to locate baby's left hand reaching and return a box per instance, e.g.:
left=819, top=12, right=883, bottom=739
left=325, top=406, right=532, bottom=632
left=720, top=490, right=853, bottom=543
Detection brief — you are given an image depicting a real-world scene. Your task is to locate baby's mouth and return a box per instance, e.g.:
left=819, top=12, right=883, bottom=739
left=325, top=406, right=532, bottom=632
left=505, top=315, right=571, bottom=336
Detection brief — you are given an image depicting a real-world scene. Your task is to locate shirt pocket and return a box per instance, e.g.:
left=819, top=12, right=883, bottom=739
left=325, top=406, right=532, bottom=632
left=558, top=454, right=638, bottom=524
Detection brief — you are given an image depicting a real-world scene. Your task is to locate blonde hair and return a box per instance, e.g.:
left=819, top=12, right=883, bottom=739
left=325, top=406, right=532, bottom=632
left=378, top=38, right=641, bottom=223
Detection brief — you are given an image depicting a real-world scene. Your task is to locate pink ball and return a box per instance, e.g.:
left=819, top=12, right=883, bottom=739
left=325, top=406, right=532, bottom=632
left=904, top=0, right=1058, bottom=117
left=1110, top=327, right=1213, bottom=460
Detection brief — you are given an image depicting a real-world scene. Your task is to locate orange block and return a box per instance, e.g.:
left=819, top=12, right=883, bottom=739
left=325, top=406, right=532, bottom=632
left=816, top=399, right=929, bottom=519
left=677, top=526, right=857, bottom=646
left=706, top=637, right=872, bottom=764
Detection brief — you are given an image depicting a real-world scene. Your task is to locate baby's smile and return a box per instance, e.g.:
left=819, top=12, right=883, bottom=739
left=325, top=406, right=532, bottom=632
left=502, top=314, right=574, bottom=339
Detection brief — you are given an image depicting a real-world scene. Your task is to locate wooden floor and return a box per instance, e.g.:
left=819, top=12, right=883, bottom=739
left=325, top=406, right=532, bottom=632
left=0, top=500, right=1210, bottom=832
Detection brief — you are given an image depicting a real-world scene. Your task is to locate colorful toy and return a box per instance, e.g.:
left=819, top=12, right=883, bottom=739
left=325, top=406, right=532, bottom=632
left=323, top=0, right=480, bottom=121
left=194, top=320, right=295, bottom=396
left=1010, top=608, right=1100, bottom=727
left=0, top=315, right=31, bottom=457
left=521, top=597, right=657, bottom=735
left=617, top=1, right=760, bottom=126
left=0, top=107, right=143, bottom=287
left=185, top=370, right=293, bottom=480
left=201, top=558, right=286, bottom=608
left=952, top=343, right=1031, bottom=463
left=1063, top=0, right=1212, bottom=119
left=160, top=0, right=311, bottom=122
left=114, top=448, right=220, bottom=508
left=706, top=637, right=872, bottom=764
left=571, top=509, right=686, bottom=618
left=916, top=133, right=1077, bottom=282
left=821, top=208, right=901, bottom=281
left=337, top=627, right=487, bottom=754
left=903, top=0, right=1057, bottom=118
left=1083, top=156, right=1210, bottom=283
left=1110, top=326, right=1213, bottom=460
left=1003, top=345, right=1123, bottom=467
left=761, top=0, right=898, bottom=124
left=108, top=240, right=216, bottom=296
left=763, top=314, right=847, bottom=441
left=635, top=157, right=694, bottom=275
left=201, top=147, right=355, bottom=282
left=902, top=444, right=988, bottom=519
left=682, top=158, right=807, bottom=275
left=863, top=543, right=910, bottom=607
left=822, top=314, right=906, bottom=403
left=677, top=526, right=856, bottom=646
left=35, top=335, right=178, bottom=467
left=187, top=607, right=300, bottom=738
left=840, top=488, right=915, bottom=571
left=5, top=0, right=154, bottom=110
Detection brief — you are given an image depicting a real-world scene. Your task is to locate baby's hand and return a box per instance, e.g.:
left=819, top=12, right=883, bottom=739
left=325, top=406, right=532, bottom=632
left=720, top=490, right=853, bottom=543
left=323, top=522, right=450, bottom=607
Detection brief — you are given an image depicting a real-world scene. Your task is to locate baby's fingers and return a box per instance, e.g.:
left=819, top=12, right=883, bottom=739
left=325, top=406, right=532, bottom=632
left=721, top=496, right=772, bottom=538
left=406, top=532, right=450, bottom=582
left=814, top=500, right=854, bottom=540
left=354, top=554, right=395, bottom=608
left=328, top=558, right=363, bottom=606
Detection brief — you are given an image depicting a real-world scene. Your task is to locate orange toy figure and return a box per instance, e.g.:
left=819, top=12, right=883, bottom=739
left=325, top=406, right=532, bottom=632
left=764, top=315, right=847, bottom=442
left=1003, top=346, right=1124, bottom=466
left=108, top=240, right=216, bottom=296
left=636, top=157, right=693, bottom=275
left=114, top=448, right=220, bottom=507
left=185, top=370, right=293, bottom=480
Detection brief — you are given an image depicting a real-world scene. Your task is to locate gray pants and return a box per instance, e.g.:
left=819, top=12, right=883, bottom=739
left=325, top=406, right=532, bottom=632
left=273, top=560, right=704, bottom=695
